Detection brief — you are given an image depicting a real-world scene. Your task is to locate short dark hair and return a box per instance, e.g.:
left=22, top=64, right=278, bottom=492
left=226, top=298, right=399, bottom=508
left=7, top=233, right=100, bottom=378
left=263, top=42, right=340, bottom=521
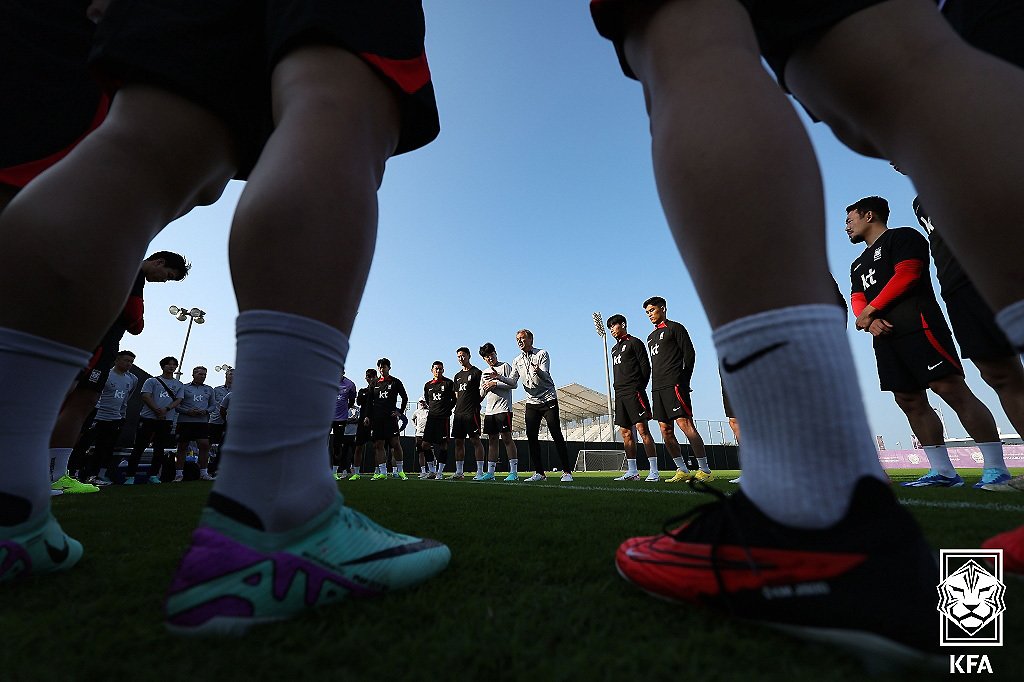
left=194, top=366, right=207, bottom=372
left=116, top=350, right=136, bottom=359
left=145, top=251, right=190, bottom=280
left=479, top=342, right=496, bottom=357
left=456, top=346, right=470, bottom=355
left=643, top=296, right=666, bottom=309
left=365, top=368, right=378, bottom=377
left=159, top=356, right=178, bottom=367
left=607, top=314, right=626, bottom=328
left=377, top=358, right=391, bottom=368
left=432, top=361, right=443, bottom=369
left=845, top=196, right=889, bottom=224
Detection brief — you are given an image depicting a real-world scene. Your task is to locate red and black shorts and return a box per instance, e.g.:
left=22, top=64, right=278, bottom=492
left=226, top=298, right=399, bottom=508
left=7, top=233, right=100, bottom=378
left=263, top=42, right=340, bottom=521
left=176, top=421, right=211, bottom=443
left=651, top=384, right=693, bottom=424
left=90, top=0, right=439, bottom=179
left=371, top=413, right=400, bottom=441
left=423, top=415, right=450, bottom=444
left=451, top=412, right=481, bottom=439
left=590, top=0, right=890, bottom=86
left=944, top=284, right=1015, bottom=361
left=873, top=319, right=964, bottom=393
left=483, top=412, right=513, bottom=436
left=0, top=0, right=110, bottom=189
left=614, top=388, right=652, bottom=428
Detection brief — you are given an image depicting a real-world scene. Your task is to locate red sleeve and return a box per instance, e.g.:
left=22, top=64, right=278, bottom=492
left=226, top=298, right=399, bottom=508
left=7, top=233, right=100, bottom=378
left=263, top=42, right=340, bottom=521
left=851, top=292, right=868, bottom=317
left=123, top=295, right=145, bottom=335
left=868, top=259, right=924, bottom=312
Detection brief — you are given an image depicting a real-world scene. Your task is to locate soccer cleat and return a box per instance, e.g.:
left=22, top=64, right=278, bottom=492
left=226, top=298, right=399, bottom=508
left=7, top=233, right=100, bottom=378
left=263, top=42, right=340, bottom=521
left=981, top=524, right=1024, bottom=576
left=693, top=470, right=715, bottom=483
left=900, top=470, right=964, bottom=488
left=396, top=472, right=409, bottom=481
left=50, top=489, right=63, bottom=497
left=504, top=472, right=519, bottom=482
left=199, top=472, right=216, bottom=482
left=348, top=473, right=361, bottom=481
left=973, top=468, right=1011, bottom=490
left=434, top=472, right=445, bottom=481
left=173, top=474, right=185, bottom=483
left=523, top=473, right=546, bottom=482
left=149, top=476, right=163, bottom=485
left=614, top=472, right=641, bottom=481
left=371, top=473, right=387, bottom=481
left=51, top=474, right=99, bottom=495
left=667, top=469, right=695, bottom=484
left=123, top=477, right=135, bottom=486
left=163, top=495, right=451, bottom=636
left=471, top=472, right=484, bottom=481
left=417, top=472, right=430, bottom=479
left=645, top=472, right=660, bottom=482
left=560, top=473, right=573, bottom=483
left=478, top=472, right=495, bottom=481
left=452, top=473, right=464, bottom=480
left=333, top=472, right=348, bottom=481
left=616, top=477, right=943, bottom=669
left=729, top=476, right=742, bottom=484
left=87, top=475, right=113, bottom=487
left=0, top=511, right=84, bottom=583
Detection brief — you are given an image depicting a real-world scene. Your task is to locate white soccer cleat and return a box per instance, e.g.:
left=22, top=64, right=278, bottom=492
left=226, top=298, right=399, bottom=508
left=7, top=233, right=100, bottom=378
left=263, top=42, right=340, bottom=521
left=644, top=472, right=660, bottom=482
left=560, top=473, right=573, bottom=483
left=614, top=472, right=640, bottom=481
left=729, top=476, right=742, bottom=484
left=523, top=473, right=546, bottom=482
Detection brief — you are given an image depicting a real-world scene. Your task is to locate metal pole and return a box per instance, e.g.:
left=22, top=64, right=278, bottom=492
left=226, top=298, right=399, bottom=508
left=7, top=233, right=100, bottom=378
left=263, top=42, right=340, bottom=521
left=602, top=332, right=613, bottom=443
left=176, top=316, right=195, bottom=381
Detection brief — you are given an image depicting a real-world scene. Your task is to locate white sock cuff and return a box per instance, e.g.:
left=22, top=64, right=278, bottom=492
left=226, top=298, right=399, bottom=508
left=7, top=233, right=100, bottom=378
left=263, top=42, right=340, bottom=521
left=995, top=300, right=1024, bottom=348
left=0, top=326, right=92, bottom=366
left=236, top=310, right=349, bottom=360
left=713, top=304, right=845, bottom=344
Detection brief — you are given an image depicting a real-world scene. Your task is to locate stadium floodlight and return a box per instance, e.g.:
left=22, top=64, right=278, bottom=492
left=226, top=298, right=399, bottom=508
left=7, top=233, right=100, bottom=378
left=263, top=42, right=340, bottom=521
left=593, top=312, right=615, bottom=443
left=215, top=364, right=233, bottom=372
left=169, top=305, right=207, bottom=380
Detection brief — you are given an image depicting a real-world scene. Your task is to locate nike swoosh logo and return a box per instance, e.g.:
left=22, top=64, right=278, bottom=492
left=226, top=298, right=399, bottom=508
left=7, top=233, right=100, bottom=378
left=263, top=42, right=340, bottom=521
left=722, top=342, right=788, bottom=373
left=672, top=407, right=681, bottom=412
left=44, top=538, right=70, bottom=564
left=927, top=362, right=943, bottom=370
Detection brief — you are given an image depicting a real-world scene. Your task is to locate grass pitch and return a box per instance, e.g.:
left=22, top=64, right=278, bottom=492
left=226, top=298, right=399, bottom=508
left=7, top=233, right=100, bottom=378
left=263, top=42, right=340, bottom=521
left=3, top=469, right=1021, bottom=681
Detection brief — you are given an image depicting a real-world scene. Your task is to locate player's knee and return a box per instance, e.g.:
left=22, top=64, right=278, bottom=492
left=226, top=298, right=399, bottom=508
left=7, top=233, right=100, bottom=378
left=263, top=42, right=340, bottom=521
left=893, top=391, right=927, bottom=413
left=978, top=359, right=1024, bottom=393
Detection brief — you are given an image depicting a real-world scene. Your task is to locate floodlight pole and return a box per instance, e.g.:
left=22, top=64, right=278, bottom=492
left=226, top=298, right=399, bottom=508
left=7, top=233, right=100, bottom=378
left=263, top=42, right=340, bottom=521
left=593, top=312, right=615, bottom=443
left=169, top=306, right=207, bottom=380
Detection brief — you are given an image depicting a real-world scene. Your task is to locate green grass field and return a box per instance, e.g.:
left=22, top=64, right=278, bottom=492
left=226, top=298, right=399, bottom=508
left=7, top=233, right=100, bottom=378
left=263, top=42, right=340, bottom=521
left=3, top=469, right=1021, bottom=681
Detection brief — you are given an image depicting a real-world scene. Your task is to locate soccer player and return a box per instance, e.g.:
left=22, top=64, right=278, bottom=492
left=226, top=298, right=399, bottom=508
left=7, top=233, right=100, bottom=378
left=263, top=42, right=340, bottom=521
left=367, top=358, right=409, bottom=481
left=348, top=368, right=377, bottom=481
left=586, top=0, right=1024, bottom=663
left=642, top=296, right=713, bottom=482
left=510, top=329, right=572, bottom=482
left=846, top=196, right=1008, bottom=488
left=330, top=370, right=356, bottom=480
left=606, top=315, right=659, bottom=481
left=452, top=347, right=485, bottom=479
left=411, top=398, right=433, bottom=478
left=0, top=0, right=449, bottom=623
left=207, top=367, right=234, bottom=475
left=125, top=356, right=184, bottom=484
left=77, top=350, right=138, bottom=485
left=423, top=361, right=455, bottom=480
left=174, top=366, right=216, bottom=482
left=478, top=343, right=520, bottom=482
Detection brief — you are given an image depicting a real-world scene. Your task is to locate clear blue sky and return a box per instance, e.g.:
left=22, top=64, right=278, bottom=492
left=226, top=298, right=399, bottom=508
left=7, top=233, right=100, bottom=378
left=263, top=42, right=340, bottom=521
left=132, top=1, right=1014, bottom=449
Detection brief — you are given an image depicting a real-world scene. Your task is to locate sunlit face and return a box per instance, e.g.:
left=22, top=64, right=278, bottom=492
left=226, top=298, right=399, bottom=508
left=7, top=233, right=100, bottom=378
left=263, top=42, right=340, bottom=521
left=378, top=363, right=391, bottom=378
left=161, top=360, right=178, bottom=376
left=456, top=349, right=471, bottom=367
left=609, top=321, right=627, bottom=340
left=845, top=210, right=871, bottom=244
left=114, top=354, right=134, bottom=372
left=432, top=363, right=443, bottom=379
left=483, top=352, right=498, bottom=367
left=645, top=304, right=665, bottom=325
left=192, top=367, right=207, bottom=383
left=516, top=332, right=533, bottom=352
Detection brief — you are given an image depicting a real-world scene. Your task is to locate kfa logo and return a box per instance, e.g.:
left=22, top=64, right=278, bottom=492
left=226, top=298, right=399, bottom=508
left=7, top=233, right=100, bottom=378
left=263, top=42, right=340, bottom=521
left=860, top=268, right=877, bottom=290
left=659, top=332, right=665, bottom=340
left=873, top=247, right=882, bottom=261
left=650, top=344, right=659, bottom=356
left=938, top=549, right=1005, bottom=648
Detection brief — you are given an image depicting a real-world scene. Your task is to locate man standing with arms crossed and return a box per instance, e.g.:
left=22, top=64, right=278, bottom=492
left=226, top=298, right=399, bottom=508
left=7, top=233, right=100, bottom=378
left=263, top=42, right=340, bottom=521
left=511, top=329, right=572, bottom=483
left=478, top=343, right=520, bottom=482
left=452, top=347, right=484, bottom=480
left=643, top=297, right=713, bottom=482
left=423, top=361, right=455, bottom=480
left=607, top=315, right=660, bottom=481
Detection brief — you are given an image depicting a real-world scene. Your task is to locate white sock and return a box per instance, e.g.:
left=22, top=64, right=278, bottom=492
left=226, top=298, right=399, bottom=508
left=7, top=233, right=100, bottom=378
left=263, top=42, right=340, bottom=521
left=0, top=328, right=90, bottom=524
left=714, top=305, right=885, bottom=528
left=176, top=469, right=184, bottom=479
left=331, top=465, right=339, bottom=474
left=50, top=448, right=73, bottom=482
left=476, top=459, right=485, bottom=473
left=420, top=466, right=426, bottom=473
left=456, top=460, right=464, bottom=475
left=510, top=458, right=518, bottom=474
left=488, top=461, right=496, bottom=474
left=671, top=456, right=686, bottom=470
left=977, top=441, right=1007, bottom=472
left=696, top=456, right=710, bottom=473
left=626, top=458, right=637, bottom=474
left=378, top=463, right=387, bottom=475
left=437, top=461, right=445, bottom=473
left=211, top=311, right=345, bottom=533
left=922, top=445, right=956, bottom=477
left=995, top=300, right=1024, bottom=349
left=647, top=457, right=658, bottom=474
left=395, top=461, right=404, bottom=472
left=98, top=468, right=108, bottom=479
left=427, top=461, right=436, bottom=473
left=200, top=468, right=209, bottom=476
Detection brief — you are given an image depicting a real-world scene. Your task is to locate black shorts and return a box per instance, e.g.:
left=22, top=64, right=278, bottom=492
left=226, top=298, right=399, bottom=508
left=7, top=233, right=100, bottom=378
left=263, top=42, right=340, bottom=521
left=590, top=0, right=888, bottom=85
left=451, top=412, right=481, bottom=439
left=208, top=423, right=227, bottom=445
left=944, top=284, right=1015, bottom=361
left=651, top=384, right=694, bottom=423
left=91, top=0, right=439, bottom=179
left=176, top=421, right=210, bottom=443
left=614, top=389, right=652, bottom=428
left=873, top=327, right=964, bottom=393
left=423, top=415, right=450, bottom=444
left=371, top=413, right=399, bottom=440
left=0, top=0, right=109, bottom=187
left=483, top=412, right=513, bottom=435
left=355, top=424, right=372, bottom=446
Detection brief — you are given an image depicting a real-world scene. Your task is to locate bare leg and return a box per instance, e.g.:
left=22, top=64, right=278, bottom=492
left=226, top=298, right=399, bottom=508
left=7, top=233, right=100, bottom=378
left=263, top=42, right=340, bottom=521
left=893, top=391, right=944, bottom=446
left=974, top=357, right=1024, bottom=436
left=676, top=417, right=707, bottom=461
left=929, top=376, right=999, bottom=442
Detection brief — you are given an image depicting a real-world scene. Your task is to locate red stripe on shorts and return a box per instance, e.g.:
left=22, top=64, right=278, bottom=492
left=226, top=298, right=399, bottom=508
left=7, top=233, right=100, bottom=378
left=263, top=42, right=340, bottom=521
left=921, top=313, right=962, bottom=371
left=636, top=391, right=648, bottom=412
left=359, top=52, right=431, bottom=94
left=673, top=385, right=692, bottom=418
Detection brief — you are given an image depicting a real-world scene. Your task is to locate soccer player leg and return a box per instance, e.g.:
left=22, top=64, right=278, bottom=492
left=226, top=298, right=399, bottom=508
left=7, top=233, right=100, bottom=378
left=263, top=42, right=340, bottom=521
left=523, top=404, right=545, bottom=480
left=596, top=0, right=938, bottom=665
left=928, top=374, right=1008, bottom=488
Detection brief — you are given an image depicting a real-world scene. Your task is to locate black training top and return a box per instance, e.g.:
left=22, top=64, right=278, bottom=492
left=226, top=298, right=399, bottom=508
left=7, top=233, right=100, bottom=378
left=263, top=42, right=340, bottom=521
left=647, top=320, right=696, bottom=390
left=611, top=334, right=651, bottom=391
left=424, top=377, right=456, bottom=418
left=453, top=366, right=483, bottom=415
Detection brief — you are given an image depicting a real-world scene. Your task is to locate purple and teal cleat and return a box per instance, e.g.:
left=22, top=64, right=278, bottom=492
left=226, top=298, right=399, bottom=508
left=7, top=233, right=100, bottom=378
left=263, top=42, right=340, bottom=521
left=164, top=495, right=450, bottom=635
left=0, top=511, right=83, bottom=583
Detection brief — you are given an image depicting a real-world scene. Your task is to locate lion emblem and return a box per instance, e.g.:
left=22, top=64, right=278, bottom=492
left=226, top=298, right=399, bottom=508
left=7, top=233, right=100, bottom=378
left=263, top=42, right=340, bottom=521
left=937, top=560, right=1006, bottom=636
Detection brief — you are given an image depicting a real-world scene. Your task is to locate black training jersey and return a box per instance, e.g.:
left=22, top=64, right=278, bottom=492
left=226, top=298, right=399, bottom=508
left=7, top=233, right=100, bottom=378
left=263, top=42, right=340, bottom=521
left=913, top=196, right=971, bottom=298
left=850, top=227, right=945, bottom=338
left=369, top=376, right=408, bottom=418
left=647, top=320, right=696, bottom=390
left=611, top=335, right=651, bottom=391
left=424, top=377, right=456, bottom=417
left=453, top=367, right=483, bottom=415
